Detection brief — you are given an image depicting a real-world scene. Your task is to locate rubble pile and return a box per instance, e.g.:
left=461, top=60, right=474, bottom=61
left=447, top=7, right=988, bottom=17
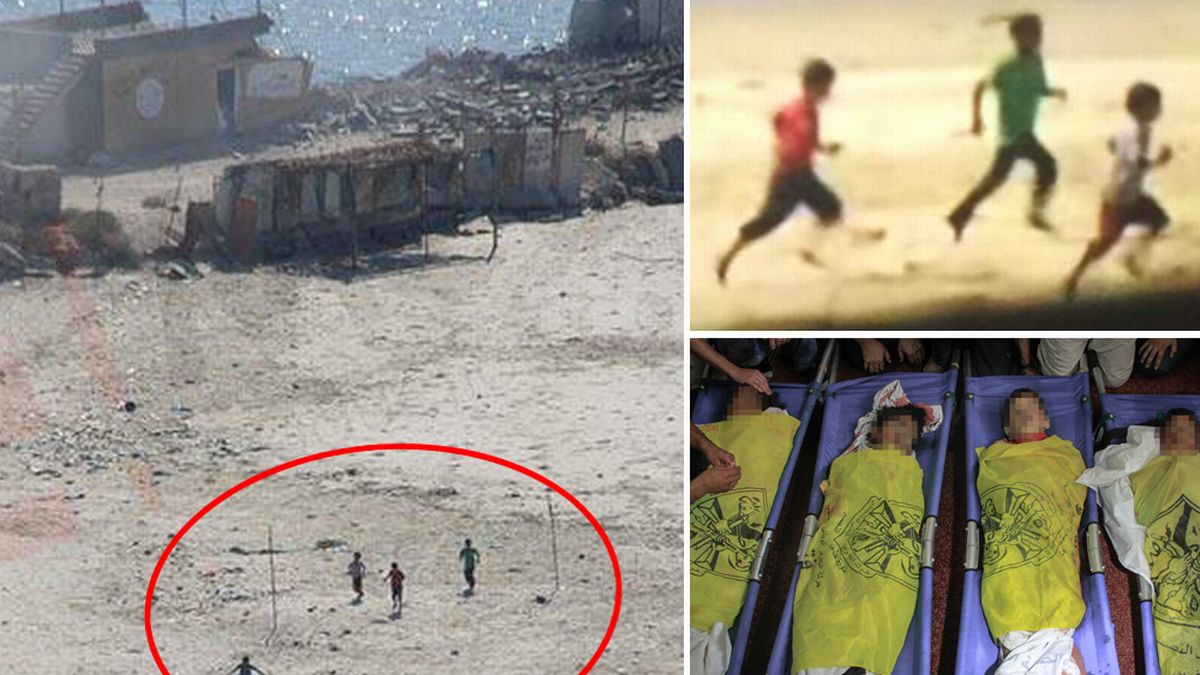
left=287, top=44, right=683, bottom=140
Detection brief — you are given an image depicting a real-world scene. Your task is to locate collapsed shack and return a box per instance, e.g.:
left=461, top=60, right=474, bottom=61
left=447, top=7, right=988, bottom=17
left=568, top=0, right=684, bottom=53
left=210, top=128, right=586, bottom=263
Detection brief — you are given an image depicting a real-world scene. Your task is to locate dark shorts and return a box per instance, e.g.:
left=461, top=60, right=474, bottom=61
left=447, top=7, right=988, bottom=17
left=464, top=567, right=476, bottom=585
left=1102, top=195, right=1169, bottom=238
left=985, top=134, right=1058, bottom=189
left=740, top=166, right=842, bottom=240
left=352, top=577, right=363, bottom=593
left=391, top=586, right=403, bottom=599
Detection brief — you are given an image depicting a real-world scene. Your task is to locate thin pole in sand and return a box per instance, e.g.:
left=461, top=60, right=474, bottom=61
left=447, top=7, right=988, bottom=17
left=486, top=143, right=499, bottom=263
left=620, top=82, right=630, bottom=159
left=420, top=160, right=430, bottom=264
left=266, top=525, right=278, bottom=645
left=546, top=494, right=560, bottom=592
left=165, top=168, right=183, bottom=248
left=348, top=167, right=359, bottom=275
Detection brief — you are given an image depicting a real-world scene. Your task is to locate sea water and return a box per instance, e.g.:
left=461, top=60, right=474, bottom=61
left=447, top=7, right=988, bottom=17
left=0, top=0, right=572, bottom=81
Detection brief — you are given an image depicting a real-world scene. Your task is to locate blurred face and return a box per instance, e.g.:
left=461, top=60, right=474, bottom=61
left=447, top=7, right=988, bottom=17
left=1161, top=415, right=1198, bottom=455
left=1014, top=27, right=1042, bottom=53
left=727, top=386, right=763, bottom=416
left=1006, top=394, right=1049, bottom=438
left=1134, top=100, right=1163, bottom=124
left=876, top=415, right=918, bottom=454
left=805, top=78, right=833, bottom=102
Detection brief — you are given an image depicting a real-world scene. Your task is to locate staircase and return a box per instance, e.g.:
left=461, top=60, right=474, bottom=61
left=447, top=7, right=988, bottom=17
left=0, top=36, right=96, bottom=161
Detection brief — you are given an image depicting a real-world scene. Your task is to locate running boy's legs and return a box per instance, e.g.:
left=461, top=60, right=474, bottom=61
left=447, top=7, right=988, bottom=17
left=949, top=135, right=1057, bottom=234
left=1024, top=137, right=1058, bottom=225
left=1066, top=195, right=1169, bottom=295
left=718, top=170, right=806, bottom=281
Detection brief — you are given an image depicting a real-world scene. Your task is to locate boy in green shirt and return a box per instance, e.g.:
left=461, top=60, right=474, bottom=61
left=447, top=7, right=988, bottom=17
left=949, top=14, right=1067, bottom=240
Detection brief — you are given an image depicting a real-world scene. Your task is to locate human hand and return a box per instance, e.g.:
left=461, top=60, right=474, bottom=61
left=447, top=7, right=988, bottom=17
left=732, top=366, right=772, bottom=396
left=693, top=465, right=742, bottom=500
left=767, top=338, right=792, bottom=350
left=971, top=116, right=984, bottom=136
left=1022, top=365, right=1039, bottom=377
left=1157, top=146, right=1173, bottom=166
left=1139, top=338, right=1177, bottom=371
left=858, top=339, right=891, bottom=374
left=1049, top=87, right=1068, bottom=101
left=824, top=142, right=843, bottom=156
left=897, top=338, right=925, bottom=365
left=705, top=444, right=737, bottom=468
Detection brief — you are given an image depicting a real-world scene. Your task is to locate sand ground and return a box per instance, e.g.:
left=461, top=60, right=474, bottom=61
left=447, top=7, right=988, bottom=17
left=690, top=0, right=1200, bottom=329
left=0, top=113, right=683, bottom=672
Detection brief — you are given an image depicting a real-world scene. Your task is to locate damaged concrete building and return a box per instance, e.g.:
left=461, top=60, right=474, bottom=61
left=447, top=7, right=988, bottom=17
left=0, top=2, right=312, bottom=164
left=568, top=0, right=683, bottom=53
left=211, top=128, right=585, bottom=262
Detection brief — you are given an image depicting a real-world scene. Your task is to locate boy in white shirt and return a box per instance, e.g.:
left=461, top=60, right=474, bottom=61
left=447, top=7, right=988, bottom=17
left=1065, top=82, right=1172, bottom=296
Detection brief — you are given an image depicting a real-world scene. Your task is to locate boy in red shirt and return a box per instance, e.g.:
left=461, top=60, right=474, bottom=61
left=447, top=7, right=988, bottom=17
left=717, top=59, right=843, bottom=283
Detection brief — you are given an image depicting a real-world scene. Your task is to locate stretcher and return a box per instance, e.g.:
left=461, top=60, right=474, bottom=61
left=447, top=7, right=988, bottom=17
left=691, top=340, right=834, bottom=674
left=765, top=359, right=959, bottom=675
left=1094, top=387, right=1200, bottom=675
left=955, top=371, right=1119, bottom=674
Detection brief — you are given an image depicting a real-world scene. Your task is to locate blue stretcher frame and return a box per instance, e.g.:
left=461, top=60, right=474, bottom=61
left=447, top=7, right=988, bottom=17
left=1095, top=391, right=1200, bottom=675
left=691, top=341, right=832, bottom=675
left=764, top=367, right=959, bottom=675
left=954, top=372, right=1119, bottom=675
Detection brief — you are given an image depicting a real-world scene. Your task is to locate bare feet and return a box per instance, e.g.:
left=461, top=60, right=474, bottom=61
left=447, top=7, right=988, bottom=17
left=799, top=249, right=825, bottom=268
left=1123, top=254, right=1144, bottom=278
left=947, top=212, right=968, bottom=242
left=1028, top=211, right=1055, bottom=233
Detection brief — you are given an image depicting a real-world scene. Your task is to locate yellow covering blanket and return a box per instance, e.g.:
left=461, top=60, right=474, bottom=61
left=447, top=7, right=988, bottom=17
left=977, top=436, right=1086, bottom=638
left=791, top=448, right=924, bottom=675
left=1131, top=454, right=1200, bottom=674
left=690, top=412, right=800, bottom=632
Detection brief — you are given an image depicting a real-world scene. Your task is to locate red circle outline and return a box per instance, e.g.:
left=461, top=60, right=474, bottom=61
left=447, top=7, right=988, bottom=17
left=143, top=443, right=622, bottom=673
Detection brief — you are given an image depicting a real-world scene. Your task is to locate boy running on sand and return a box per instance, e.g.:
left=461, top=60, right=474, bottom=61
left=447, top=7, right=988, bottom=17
left=1064, top=83, right=1173, bottom=297
left=459, top=539, right=481, bottom=595
left=948, top=14, right=1067, bottom=239
left=385, top=562, right=406, bottom=615
left=717, top=58, right=844, bottom=282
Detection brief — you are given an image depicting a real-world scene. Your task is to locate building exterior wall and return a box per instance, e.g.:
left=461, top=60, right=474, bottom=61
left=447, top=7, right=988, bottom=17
left=18, top=94, right=72, bottom=164
left=0, top=30, right=70, bottom=85
left=235, top=56, right=313, bottom=133
left=18, top=60, right=103, bottom=164
left=100, top=41, right=251, bottom=154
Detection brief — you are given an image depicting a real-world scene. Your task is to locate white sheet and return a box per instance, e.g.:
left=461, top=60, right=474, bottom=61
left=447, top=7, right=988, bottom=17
left=690, top=623, right=731, bottom=675
left=1075, top=424, right=1159, bottom=589
left=997, top=628, right=1080, bottom=675
left=844, top=379, right=944, bottom=454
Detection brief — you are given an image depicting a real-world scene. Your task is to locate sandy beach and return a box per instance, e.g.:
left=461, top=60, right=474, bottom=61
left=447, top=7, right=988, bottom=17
left=690, top=0, right=1200, bottom=329
left=0, top=108, right=683, bottom=671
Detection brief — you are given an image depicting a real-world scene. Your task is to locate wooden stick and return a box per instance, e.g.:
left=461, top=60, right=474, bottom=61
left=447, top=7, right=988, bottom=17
left=547, top=495, right=560, bottom=591
left=486, top=145, right=499, bottom=263
left=266, top=525, right=278, bottom=645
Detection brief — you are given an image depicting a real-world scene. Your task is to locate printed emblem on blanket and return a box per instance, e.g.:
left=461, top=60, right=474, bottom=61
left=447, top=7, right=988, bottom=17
left=1147, top=495, right=1200, bottom=629
left=690, top=488, right=767, bottom=580
left=833, top=495, right=922, bottom=591
left=981, top=481, right=1064, bottom=572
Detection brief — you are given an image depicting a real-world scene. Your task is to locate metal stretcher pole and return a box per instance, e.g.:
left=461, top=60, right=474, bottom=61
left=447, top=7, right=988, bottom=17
left=727, top=340, right=835, bottom=675
left=962, top=350, right=981, bottom=572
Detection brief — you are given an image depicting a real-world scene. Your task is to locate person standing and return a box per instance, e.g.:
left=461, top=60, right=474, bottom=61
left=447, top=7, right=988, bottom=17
left=347, top=551, right=367, bottom=603
left=459, top=539, right=481, bottom=596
